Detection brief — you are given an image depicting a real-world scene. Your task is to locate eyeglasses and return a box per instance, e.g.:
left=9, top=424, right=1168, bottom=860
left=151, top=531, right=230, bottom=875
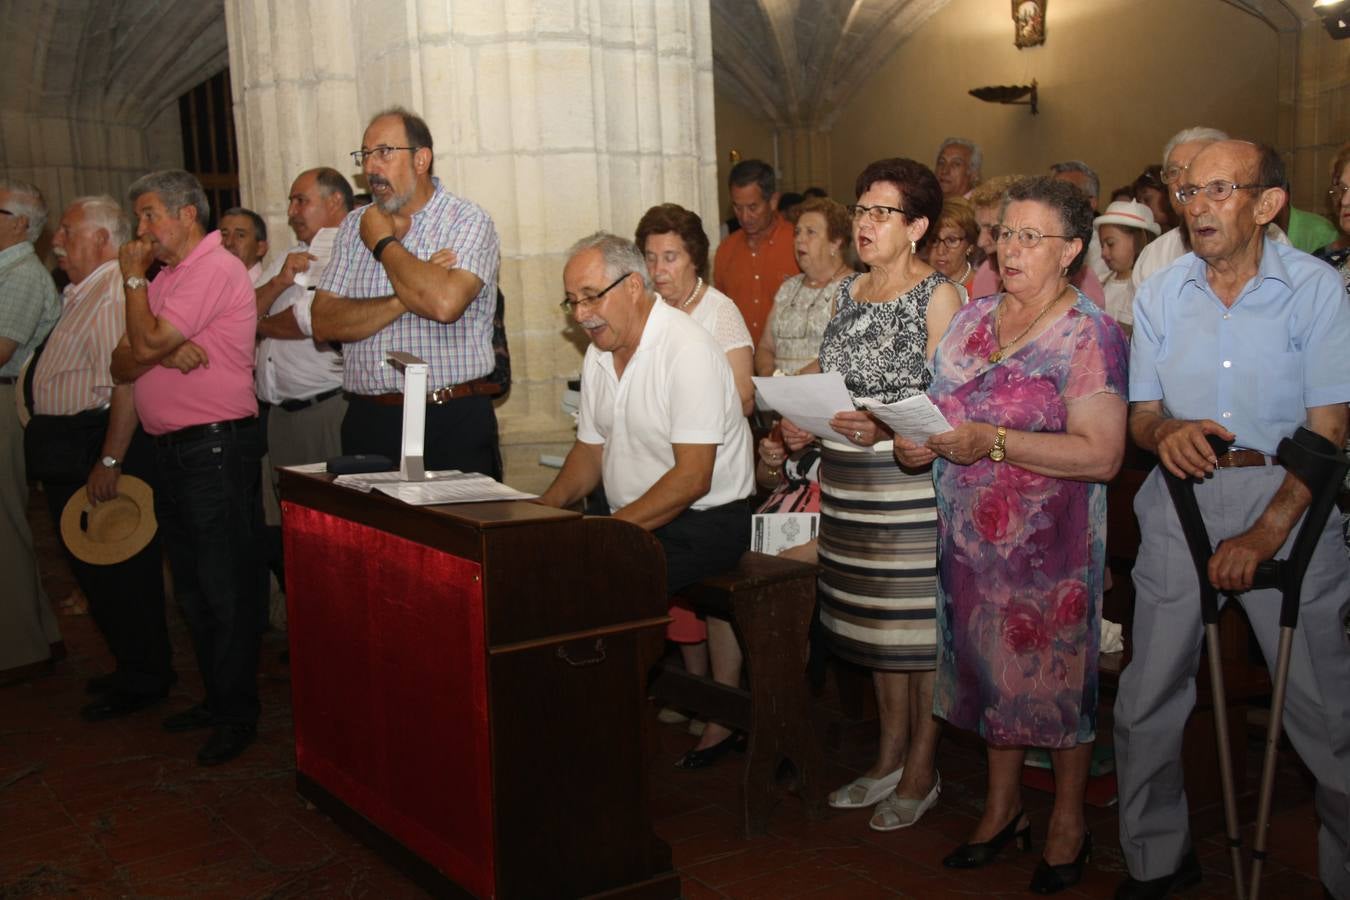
left=560, top=272, right=631, bottom=314
left=0, top=209, right=14, bottom=216
left=1329, top=183, right=1350, bottom=201
left=1173, top=181, right=1271, bottom=205
left=849, top=204, right=909, bottom=223
left=993, top=226, right=1072, bottom=248
left=349, top=145, right=417, bottom=165
left=931, top=235, right=968, bottom=249
left=1161, top=164, right=1188, bottom=185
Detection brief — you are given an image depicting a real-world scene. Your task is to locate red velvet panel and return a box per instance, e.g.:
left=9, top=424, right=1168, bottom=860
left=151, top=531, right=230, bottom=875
left=283, top=502, right=494, bottom=898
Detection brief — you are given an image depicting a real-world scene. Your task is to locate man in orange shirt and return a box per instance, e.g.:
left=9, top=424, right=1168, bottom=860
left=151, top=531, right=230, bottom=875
left=713, top=160, right=799, bottom=345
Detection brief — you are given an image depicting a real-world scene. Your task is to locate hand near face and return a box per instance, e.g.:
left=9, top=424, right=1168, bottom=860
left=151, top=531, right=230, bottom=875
left=119, top=237, right=155, bottom=279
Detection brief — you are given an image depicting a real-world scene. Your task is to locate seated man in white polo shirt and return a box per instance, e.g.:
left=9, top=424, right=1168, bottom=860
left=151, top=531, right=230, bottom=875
left=539, top=232, right=754, bottom=767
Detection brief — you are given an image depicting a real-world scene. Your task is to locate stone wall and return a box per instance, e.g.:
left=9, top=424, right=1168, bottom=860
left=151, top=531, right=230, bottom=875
left=227, top=0, right=719, bottom=493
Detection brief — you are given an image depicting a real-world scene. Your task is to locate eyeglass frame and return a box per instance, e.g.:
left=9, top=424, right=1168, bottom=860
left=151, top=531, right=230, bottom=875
left=1172, top=180, right=1273, bottom=206
left=1160, top=163, right=1189, bottom=186
left=930, top=233, right=969, bottom=250
left=559, top=271, right=633, bottom=314
left=849, top=203, right=910, bottom=223
left=349, top=145, right=419, bottom=166
left=992, top=225, right=1074, bottom=249
left=1328, top=182, right=1350, bottom=202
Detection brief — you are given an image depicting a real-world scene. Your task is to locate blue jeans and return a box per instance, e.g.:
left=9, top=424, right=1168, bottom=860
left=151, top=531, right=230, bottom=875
left=153, top=420, right=267, bottom=725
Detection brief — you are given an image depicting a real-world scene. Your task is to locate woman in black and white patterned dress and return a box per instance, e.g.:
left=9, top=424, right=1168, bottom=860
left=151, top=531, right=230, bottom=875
left=781, top=158, right=961, bottom=832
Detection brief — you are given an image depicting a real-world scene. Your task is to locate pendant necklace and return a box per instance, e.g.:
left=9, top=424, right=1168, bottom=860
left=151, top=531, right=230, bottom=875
left=989, top=286, right=1067, bottom=363
left=680, top=276, right=704, bottom=309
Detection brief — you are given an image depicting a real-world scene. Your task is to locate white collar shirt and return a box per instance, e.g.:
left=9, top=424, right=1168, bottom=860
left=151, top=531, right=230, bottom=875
left=254, top=229, right=343, bottom=404
left=576, top=299, right=753, bottom=512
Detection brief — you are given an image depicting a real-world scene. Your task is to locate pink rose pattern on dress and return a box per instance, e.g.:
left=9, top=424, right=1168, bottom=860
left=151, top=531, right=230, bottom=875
left=928, top=292, right=1128, bottom=749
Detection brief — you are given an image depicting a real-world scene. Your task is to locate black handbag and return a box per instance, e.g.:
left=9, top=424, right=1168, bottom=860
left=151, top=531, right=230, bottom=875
left=24, top=409, right=109, bottom=483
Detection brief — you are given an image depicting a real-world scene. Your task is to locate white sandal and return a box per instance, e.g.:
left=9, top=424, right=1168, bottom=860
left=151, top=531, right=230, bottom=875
left=869, top=773, right=941, bottom=832
left=828, top=765, right=904, bottom=809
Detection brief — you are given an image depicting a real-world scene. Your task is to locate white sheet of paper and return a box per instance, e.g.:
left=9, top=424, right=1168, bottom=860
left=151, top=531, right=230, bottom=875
left=292, top=229, right=336, bottom=288
left=751, top=373, right=855, bottom=441
left=857, top=394, right=953, bottom=444
left=333, top=469, right=537, bottom=504
left=279, top=462, right=330, bottom=474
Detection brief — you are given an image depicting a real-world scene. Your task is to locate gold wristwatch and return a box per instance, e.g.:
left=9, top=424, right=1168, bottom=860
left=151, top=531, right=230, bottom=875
left=989, top=426, right=1007, bottom=462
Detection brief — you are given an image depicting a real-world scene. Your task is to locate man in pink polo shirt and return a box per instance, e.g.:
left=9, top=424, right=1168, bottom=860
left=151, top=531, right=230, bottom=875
left=110, top=169, right=265, bottom=767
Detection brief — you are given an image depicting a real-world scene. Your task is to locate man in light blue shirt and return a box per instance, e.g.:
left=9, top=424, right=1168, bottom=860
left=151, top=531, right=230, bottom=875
left=1115, top=140, right=1350, bottom=900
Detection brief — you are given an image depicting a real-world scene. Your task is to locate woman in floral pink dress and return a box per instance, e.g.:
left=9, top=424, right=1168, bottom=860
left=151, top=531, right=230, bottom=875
left=895, top=177, right=1128, bottom=895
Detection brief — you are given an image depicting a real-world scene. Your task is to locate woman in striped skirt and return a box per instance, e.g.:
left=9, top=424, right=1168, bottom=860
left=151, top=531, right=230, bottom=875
left=781, top=158, right=961, bottom=831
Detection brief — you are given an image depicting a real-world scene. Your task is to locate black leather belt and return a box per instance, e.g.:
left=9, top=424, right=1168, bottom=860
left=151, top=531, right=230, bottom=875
left=261, top=386, right=342, bottom=413
left=351, top=377, right=502, bottom=406
left=153, top=416, right=259, bottom=447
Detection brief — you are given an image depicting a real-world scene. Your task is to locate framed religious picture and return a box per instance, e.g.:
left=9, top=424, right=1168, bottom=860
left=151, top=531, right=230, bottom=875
left=1012, top=0, right=1046, bottom=48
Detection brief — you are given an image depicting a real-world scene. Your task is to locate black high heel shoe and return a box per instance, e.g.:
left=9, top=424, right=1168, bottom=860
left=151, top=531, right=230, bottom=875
left=673, top=730, right=746, bottom=770
left=1029, top=830, right=1091, bottom=894
left=942, top=811, right=1033, bottom=869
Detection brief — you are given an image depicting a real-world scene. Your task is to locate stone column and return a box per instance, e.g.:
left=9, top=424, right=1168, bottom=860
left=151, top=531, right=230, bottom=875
left=226, top=0, right=719, bottom=492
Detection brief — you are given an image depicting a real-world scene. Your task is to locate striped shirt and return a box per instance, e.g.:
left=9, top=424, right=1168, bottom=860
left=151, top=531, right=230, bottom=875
left=0, top=241, right=60, bottom=378
left=317, top=178, right=499, bottom=395
left=32, top=259, right=124, bottom=415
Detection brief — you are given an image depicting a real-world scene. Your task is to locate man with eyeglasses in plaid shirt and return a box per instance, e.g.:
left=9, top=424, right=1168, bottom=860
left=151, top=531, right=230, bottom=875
left=312, top=107, right=502, bottom=478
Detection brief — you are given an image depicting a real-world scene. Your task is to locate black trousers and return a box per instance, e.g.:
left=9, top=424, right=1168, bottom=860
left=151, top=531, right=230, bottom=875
left=43, top=427, right=174, bottom=697
left=341, top=393, right=501, bottom=479
left=654, top=498, right=751, bottom=596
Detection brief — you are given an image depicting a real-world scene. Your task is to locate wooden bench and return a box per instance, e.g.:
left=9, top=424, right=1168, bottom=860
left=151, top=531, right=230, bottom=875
left=647, top=551, right=826, bottom=835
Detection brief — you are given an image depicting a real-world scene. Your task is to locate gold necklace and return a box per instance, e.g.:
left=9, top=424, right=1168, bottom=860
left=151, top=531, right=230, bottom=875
left=679, top=276, right=704, bottom=309
left=990, top=286, right=1068, bottom=363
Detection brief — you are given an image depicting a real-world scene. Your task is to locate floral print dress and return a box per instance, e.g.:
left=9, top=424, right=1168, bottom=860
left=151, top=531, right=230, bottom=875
left=928, top=291, right=1128, bottom=748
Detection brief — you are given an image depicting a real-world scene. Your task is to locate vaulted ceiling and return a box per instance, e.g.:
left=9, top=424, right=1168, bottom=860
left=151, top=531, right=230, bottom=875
left=0, top=0, right=1323, bottom=132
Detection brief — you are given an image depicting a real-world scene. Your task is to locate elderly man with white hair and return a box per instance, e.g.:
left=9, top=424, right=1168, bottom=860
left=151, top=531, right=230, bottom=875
left=28, top=195, right=175, bottom=717
left=935, top=138, right=982, bottom=198
left=0, top=177, right=62, bottom=683
left=1132, top=126, right=1292, bottom=291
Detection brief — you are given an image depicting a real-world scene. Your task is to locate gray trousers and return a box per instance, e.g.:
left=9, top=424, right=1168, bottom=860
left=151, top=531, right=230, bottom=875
left=260, top=391, right=346, bottom=528
left=1114, top=465, right=1350, bottom=898
left=0, top=383, right=60, bottom=674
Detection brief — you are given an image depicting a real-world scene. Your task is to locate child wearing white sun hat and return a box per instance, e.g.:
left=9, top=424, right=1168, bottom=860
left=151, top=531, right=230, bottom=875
left=1093, top=199, right=1160, bottom=337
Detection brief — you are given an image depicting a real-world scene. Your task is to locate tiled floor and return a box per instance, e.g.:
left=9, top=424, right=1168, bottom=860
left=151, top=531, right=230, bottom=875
left=1, top=486, right=1329, bottom=898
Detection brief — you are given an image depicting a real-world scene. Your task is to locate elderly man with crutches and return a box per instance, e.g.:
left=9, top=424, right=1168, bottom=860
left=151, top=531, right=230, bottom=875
left=1114, top=138, right=1350, bottom=900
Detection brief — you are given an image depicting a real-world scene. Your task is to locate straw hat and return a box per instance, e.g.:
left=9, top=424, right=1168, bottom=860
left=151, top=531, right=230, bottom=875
left=60, top=475, right=157, bottom=565
left=1094, top=200, right=1161, bottom=236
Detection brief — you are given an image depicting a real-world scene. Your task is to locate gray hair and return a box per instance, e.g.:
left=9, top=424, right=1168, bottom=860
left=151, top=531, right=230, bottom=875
left=127, top=170, right=209, bottom=230
left=938, top=138, right=983, bottom=181
left=1162, top=126, right=1229, bottom=167
left=0, top=178, right=48, bottom=243
left=1049, top=160, right=1100, bottom=200
left=70, top=195, right=130, bottom=246
left=566, top=232, right=653, bottom=293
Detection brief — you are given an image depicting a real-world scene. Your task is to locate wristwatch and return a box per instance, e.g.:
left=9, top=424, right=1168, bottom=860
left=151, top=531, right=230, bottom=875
left=124, top=276, right=148, bottom=291
left=989, top=426, right=1007, bottom=462
left=99, top=455, right=121, bottom=469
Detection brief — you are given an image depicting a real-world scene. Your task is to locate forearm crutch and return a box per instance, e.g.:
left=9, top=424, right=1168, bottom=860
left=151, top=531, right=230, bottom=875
left=1162, top=428, right=1349, bottom=900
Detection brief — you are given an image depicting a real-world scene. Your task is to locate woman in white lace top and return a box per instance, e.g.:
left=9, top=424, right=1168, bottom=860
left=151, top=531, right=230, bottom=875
left=636, top=204, right=754, bottom=415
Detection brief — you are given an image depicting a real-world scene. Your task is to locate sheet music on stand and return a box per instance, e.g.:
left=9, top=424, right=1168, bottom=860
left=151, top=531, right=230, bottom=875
left=333, top=470, right=537, bottom=505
